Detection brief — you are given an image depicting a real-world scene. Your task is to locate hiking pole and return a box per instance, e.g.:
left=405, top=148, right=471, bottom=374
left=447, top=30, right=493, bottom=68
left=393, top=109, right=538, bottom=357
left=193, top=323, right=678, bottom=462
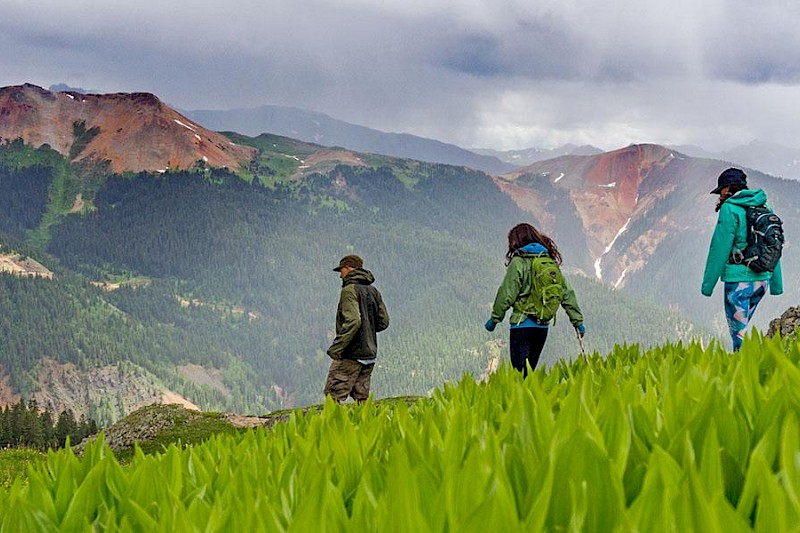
left=576, top=330, right=588, bottom=362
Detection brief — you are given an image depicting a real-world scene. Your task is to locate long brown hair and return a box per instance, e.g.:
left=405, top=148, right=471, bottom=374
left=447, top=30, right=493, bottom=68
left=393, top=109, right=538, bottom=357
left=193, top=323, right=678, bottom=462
left=715, top=184, right=748, bottom=212
left=505, top=223, right=562, bottom=265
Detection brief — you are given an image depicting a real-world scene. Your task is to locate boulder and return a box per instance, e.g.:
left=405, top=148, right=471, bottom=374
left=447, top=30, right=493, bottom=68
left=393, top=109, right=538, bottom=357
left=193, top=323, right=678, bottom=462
left=767, top=305, right=800, bottom=338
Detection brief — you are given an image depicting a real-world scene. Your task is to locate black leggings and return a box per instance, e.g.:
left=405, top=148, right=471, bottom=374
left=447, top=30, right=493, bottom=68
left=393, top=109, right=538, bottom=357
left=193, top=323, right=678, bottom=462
left=510, top=327, right=549, bottom=376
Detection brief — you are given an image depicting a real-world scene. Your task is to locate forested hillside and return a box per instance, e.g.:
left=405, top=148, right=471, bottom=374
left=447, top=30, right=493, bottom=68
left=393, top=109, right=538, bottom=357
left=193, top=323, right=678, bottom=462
left=0, top=135, right=708, bottom=420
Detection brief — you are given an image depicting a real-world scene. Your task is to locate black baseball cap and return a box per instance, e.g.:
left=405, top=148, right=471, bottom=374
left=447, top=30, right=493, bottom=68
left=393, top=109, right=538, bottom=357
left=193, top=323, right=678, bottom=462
left=711, top=168, right=747, bottom=194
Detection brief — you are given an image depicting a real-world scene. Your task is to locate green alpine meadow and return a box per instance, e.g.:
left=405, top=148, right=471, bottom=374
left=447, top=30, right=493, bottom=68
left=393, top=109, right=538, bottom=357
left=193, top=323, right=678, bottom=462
left=0, top=86, right=798, bottom=532
left=3, top=332, right=800, bottom=531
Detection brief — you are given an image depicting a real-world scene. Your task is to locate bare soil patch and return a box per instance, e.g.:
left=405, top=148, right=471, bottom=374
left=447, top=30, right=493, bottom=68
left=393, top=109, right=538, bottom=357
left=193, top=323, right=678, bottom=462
left=0, top=254, right=53, bottom=279
left=178, top=364, right=230, bottom=396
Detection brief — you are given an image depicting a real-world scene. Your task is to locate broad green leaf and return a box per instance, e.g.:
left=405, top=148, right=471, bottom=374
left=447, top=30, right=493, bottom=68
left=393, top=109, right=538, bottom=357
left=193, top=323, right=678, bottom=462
left=627, top=446, right=682, bottom=531
left=1, top=491, right=59, bottom=533
left=58, top=459, right=106, bottom=531
left=780, top=412, right=800, bottom=516
left=738, top=421, right=780, bottom=519
left=597, top=390, right=632, bottom=479
left=700, top=422, right=725, bottom=499
left=546, top=430, right=626, bottom=533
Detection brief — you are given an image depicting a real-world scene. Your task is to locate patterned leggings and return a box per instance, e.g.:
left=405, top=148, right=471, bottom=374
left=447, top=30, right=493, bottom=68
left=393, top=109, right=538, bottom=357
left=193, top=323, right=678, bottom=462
left=724, top=281, right=769, bottom=351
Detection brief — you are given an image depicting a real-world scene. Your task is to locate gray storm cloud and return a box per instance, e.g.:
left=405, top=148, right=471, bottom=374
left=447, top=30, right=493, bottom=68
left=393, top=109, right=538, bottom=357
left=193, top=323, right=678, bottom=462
left=1, top=0, right=799, bottom=151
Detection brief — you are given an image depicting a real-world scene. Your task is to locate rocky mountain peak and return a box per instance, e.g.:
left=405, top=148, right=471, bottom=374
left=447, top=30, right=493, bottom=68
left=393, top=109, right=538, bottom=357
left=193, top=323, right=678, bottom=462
left=498, top=143, right=710, bottom=287
left=0, top=84, right=256, bottom=173
left=503, top=145, right=674, bottom=254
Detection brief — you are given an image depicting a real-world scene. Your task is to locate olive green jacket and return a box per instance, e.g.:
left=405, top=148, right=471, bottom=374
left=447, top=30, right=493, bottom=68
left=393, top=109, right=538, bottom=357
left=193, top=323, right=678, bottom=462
left=491, top=254, right=584, bottom=327
left=327, top=269, right=390, bottom=361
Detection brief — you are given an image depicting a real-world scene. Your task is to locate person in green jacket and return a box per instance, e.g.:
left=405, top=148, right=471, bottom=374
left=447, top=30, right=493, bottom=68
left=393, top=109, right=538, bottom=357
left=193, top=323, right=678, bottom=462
left=485, top=223, right=585, bottom=376
left=701, top=168, right=784, bottom=351
left=325, top=254, right=390, bottom=403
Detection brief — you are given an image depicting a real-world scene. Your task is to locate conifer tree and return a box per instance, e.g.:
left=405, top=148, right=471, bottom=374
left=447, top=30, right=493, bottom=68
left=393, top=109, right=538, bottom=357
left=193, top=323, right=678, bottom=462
left=55, top=409, right=78, bottom=447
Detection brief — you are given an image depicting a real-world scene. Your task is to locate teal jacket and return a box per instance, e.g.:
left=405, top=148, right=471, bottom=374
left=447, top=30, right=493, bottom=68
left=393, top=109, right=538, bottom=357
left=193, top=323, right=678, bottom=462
left=491, top=246, right=584, bottom=327
left=701, top=189, right=783, bottom=296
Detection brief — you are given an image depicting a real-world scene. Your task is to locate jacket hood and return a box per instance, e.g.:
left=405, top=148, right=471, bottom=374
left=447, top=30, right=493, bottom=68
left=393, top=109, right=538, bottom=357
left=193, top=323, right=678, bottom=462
left=518, top=243, right=549, bottom=255
left=726, top=189, right=767, bottom=208
left=342, top=268, right=375, bottom=286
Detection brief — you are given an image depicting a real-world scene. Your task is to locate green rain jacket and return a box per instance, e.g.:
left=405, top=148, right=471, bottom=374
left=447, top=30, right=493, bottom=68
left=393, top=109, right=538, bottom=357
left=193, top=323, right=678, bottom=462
left=327, top=268, right=390, bottom=361
left=491, top=252, right=584, bottom=327
left=701, top=189, right=784, bottom=297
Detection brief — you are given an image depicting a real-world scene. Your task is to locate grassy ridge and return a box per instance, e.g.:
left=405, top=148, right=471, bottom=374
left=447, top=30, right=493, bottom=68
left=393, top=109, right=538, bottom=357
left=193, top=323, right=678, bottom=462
left=1, top=332, right=800, bottom=530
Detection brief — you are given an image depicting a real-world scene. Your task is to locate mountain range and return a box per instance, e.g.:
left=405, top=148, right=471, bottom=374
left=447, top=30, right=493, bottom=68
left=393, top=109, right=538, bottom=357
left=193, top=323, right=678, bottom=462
left=474, top=144, right=603, bottom=166
left=188, top=98, right=800, bottom=183
left=0, top=83, right=796, bottom=423
left=53, top=83, right=800, bottom=181
left=184, top=105, right=516, bottom=175
left=670, top=140, right=800, bottom=181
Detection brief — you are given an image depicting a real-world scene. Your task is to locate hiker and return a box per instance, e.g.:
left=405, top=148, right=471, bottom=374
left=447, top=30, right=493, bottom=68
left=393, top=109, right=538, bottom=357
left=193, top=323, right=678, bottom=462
left=485, top=223, right=586, bottom=376
left=324, top=254, right=390, bottom=403
left=701, top=167, right=783, bottom=351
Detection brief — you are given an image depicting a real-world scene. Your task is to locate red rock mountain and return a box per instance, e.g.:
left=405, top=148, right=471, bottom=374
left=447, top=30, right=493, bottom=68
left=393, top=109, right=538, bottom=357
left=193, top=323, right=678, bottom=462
left=498, top=144, right=738, bottom=288
left=498, top=144, right=800, bottom=327
left=0, top=84, right=256, bottom=173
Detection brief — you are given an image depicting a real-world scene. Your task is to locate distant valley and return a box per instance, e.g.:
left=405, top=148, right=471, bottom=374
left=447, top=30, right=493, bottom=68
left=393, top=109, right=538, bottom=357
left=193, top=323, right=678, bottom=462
left=0, top=83, right=795, bottom=424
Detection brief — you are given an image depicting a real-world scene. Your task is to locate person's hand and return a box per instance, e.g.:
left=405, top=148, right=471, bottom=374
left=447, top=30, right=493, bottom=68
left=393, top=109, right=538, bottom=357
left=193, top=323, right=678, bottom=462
left=484, top=319, right=497, bottom=332
left=576, top=323, right=586, bottom=338
left=701, top=286, right=713, bottom=297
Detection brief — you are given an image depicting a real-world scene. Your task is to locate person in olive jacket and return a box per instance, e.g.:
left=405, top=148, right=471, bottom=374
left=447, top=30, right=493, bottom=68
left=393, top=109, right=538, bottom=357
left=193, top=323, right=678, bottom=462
left=325, top=254, right=390, bottom=402
left=485, top=223, right=585, bottom=376
left=701, top=168, right=783, bottom=351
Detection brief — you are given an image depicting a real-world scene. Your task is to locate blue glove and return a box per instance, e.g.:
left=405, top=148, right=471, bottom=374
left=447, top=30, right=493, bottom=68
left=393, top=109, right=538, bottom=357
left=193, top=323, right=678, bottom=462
left=485, top=319, right=497, bottom=332
left=576, top=323, right=586, bottom=337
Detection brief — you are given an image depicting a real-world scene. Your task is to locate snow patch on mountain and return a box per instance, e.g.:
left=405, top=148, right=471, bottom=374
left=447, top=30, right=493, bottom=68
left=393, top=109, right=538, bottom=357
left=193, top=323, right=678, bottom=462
left=594, top=217, right=632, bottom=280
left=614, top=267, right=629, bottom=289
left=174, top=119, right=197, bottom=132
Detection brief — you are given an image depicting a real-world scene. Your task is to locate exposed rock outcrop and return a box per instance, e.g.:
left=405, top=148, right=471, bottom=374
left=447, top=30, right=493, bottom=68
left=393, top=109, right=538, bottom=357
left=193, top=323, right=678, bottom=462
left=767, top=306, right=800, bottom=338
left=0, top=359, right=200, bottom=426
left=0, top=253, right=53, bottom=278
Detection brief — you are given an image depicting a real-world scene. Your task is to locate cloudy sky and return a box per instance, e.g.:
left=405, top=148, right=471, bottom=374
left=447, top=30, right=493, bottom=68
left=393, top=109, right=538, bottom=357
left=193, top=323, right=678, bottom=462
left=3, top=0, right=800, bottom=151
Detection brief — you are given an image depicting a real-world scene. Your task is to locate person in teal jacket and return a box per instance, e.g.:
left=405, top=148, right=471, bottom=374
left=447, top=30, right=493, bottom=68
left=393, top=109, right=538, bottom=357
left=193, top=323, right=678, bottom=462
left=485, top=223, right=585, bottom=375
left=701, top=168, right=783, bottom=351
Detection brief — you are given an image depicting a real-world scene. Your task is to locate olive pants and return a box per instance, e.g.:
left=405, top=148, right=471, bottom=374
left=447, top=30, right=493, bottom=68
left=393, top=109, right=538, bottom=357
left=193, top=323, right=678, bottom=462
left=324, top=359, right=375, bottom=403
